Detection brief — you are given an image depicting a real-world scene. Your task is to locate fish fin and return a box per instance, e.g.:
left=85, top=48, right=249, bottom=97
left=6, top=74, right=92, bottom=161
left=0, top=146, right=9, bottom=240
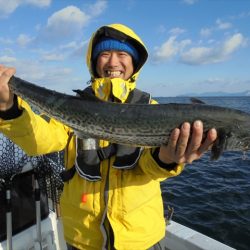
left=72, top=89, right=103, bottom=102
left=211, top=132, right=226, bottom=160
left=190, top=97, right=206, bottom=104
left=210, top=128, right=230, bottom=160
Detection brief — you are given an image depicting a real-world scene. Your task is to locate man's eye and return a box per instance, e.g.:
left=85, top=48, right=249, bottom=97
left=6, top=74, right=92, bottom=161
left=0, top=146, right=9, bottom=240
left=100, top=52, right=110, bottom=57
left=119, top=52, right=129, bottom=57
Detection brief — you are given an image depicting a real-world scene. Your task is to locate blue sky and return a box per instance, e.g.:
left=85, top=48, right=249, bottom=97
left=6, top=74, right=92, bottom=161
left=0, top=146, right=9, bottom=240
left=0, top=0, right=249, bottom=97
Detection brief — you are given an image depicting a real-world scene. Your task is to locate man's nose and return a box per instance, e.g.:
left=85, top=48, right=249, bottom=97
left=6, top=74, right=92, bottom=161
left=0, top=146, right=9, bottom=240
left=107, top=52, right=119, bottom=66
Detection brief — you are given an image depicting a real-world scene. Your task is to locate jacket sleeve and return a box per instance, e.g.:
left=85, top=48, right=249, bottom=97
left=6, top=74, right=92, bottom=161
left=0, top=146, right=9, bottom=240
left=0, top=96, right=70, bottom=156
left=137, top=148, right=185, bottom=182
left=135, top=98, right=185, bottom=181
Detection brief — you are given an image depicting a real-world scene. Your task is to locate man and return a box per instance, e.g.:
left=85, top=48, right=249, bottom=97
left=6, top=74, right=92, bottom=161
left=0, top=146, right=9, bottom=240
left=0, top=24, right=217, bottom=249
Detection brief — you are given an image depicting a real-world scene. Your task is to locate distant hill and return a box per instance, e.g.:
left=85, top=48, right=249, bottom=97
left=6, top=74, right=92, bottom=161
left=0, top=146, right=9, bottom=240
left=178, top=90, right=250, bottom=97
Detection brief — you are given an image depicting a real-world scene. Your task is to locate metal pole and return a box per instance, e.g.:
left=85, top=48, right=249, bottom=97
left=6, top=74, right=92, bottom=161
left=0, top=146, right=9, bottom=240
left=34, top=176, right=42, bottom=249
left=6, top=181, right=12, bottom=250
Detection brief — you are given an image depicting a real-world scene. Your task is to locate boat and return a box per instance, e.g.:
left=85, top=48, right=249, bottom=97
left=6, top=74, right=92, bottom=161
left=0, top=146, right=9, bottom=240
left=165, top=220, right=235, bottom=250
left=0, top=209, right=236, bottom=250
left=0, top=166, right=236, bottom=250
left=0, top=136, right=236, bottom=250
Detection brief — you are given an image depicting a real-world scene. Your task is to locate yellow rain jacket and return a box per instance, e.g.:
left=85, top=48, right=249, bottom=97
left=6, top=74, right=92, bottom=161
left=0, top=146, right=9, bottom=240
left=0, top=24, right=184, bottom=250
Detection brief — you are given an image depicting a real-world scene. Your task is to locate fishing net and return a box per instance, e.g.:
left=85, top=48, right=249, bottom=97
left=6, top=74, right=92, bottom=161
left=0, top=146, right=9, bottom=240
left=0, top=134, right=65, bottom=204
left=0, top=133, right=65, bottom=241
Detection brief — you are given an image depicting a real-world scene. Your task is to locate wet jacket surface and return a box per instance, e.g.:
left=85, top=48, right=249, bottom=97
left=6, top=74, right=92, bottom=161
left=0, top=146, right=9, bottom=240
left=0, top=24, right=184, bottom=250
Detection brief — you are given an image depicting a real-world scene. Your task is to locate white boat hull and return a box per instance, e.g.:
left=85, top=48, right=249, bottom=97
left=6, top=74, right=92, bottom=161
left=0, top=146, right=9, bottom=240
left=165, top=221, right=235, bottom=250
left=0, top=210, right=235, bottom=250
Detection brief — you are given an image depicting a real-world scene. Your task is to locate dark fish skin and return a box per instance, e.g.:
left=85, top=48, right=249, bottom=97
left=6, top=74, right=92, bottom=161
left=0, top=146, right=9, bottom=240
left=8, top=76, right=250, bottom=160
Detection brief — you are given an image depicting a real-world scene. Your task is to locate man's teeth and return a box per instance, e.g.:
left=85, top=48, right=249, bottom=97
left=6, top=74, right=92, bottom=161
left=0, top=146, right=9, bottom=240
left=106, top=71, right=121, bottom=77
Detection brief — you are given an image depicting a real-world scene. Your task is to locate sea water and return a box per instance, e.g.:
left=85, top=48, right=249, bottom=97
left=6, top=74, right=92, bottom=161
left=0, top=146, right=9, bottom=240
left=158, top=96, right=250, bottom=250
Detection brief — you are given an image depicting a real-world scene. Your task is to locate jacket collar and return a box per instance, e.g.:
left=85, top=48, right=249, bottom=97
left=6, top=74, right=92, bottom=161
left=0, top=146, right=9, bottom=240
left=91, top=77, right=136, bottom=103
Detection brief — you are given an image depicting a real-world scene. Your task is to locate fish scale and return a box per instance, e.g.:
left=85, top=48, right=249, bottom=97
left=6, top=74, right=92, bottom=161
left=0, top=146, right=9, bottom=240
left=8, top=76, right=250, bottom=160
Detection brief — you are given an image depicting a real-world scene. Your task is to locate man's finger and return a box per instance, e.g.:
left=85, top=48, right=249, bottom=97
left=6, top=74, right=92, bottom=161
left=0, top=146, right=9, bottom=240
left=0, top=67, right=15, bottom=85
left=198, top=128, right=217, bottom=154
left=186, top=120, right=203, bottom=156
left=176, top=122, right=190, bottom=158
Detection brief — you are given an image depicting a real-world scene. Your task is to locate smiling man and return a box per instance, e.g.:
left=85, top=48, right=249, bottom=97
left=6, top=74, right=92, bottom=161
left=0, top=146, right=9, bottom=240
left=94, top=38, right=136, bottom=80
left=0, top=23, right=217, bottom=249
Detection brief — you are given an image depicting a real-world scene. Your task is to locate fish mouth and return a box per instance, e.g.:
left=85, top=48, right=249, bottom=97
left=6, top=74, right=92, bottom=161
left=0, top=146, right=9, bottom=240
left=240, top=137, right=250, bottom=151
left=226, top=136, right=250, bottom=152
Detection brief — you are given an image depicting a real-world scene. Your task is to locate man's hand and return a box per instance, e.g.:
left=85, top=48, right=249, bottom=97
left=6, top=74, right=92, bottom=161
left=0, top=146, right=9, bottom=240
left=159, top=120, right=217, bottom=164
left=0, top=65, right=16, bottom=111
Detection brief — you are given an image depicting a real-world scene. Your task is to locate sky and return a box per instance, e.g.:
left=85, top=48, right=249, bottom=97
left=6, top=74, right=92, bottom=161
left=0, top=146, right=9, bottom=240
left=0, top=0, right=250, bottom=97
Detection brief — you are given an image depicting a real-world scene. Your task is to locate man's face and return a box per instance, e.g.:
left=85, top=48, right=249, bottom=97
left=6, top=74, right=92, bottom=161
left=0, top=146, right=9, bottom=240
left=96, top=51, right=134, bottom=80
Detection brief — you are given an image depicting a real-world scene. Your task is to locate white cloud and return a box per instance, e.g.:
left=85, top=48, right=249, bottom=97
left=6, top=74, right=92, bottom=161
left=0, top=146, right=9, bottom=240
left=154, top=36, right=179, bottom=61
left=0, top=0, right=19, bottom=17
left=237, top=11, right=250, bottom=19
left=153, top=36, right=191, bottom=62
left=203, top=77, right=227, bottom=85
left=17, top=34, right=33, bottom=47
left=69, top=40, right=89, bottom=58
left=25, top=0, right=51, bottom=8
left=0, top=55, right=17, bottom=63
left=0, top=0, right=51, bottom=18
left=180, top=33, right=245, bottom=65
left=42, top=53, right=65, bottom=61
left=59, top=41, right=79, bottom=50
left=37, top=1, right=106, bottom=44
left=192, top=78, right=250, bottom=94
left=2, top=48, right=14, bottom=55
left=182, top=0, right=199, bottom=5
left=169, top=27, right=186, bottom=36
left=200, top=28, right=212, bottom=37
left=200, top=18, right=233, bottom=38
left=144, top=76, right=250, bottom=97
left=216, top=18, right=232, bottom=30
left=207, top=39, right=215, bottom=44
left=222, top=33, right=244, bottom=55
left=1, top=0, right=106, bottom=46
left=12, top=59, right=74, bottom=92
left=0, top=37, right=13, bottom=45
left=156, top=25, right=166, bottom=34
left=45, top=6, right=90, bottom=38
left=181, top=46, right=219, bottom=64
left=88, top=0, right=107, bottom=17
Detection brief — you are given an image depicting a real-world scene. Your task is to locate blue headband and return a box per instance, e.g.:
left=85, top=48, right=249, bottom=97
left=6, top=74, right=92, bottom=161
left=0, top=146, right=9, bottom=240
left=92, top=38, right=139, bottom=63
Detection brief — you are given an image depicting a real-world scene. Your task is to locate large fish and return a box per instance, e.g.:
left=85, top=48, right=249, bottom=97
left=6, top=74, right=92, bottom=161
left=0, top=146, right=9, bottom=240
left=8, top=76, right=250, bottom=160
